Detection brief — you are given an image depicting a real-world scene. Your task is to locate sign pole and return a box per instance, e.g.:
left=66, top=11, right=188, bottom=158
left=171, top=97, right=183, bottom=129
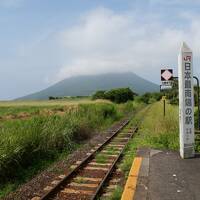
left=178, top=42, right=195, bottom=158
left=162, top=95, right=166, bottom=117
left=164, top=98, right=166, bottom=117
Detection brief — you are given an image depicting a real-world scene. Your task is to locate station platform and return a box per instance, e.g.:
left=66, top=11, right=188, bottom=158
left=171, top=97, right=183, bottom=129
left=121, top=148, right=200, bottom=200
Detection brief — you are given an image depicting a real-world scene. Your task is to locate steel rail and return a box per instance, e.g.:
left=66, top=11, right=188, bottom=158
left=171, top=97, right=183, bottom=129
left=91, top=127, right=138, bottom=200
left=41, top=118, right=130, bottom=200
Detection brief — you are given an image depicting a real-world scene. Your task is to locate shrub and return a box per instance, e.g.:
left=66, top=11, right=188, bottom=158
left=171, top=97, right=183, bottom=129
left=137, top=93, right=151, bottom=104
left=49, top=96, right=55, bottom=100
left=93, top=88, right=136, bottom=104
left=92, top=90, right=106, bottom=100
left=105, top=88, right=135, bottom=103
left=137, top=92, right=162, bottom=104
left=169, top=98, right=179, bottom=105
left=148, top=97, right=157, bottom=104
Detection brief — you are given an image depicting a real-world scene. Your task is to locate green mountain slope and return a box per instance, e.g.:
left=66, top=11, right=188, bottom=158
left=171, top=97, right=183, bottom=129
left=18, top=72, right=159, bottom=100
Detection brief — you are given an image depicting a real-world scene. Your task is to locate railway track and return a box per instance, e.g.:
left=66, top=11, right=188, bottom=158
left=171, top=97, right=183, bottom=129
left=37, top=118, right=137, bottom=200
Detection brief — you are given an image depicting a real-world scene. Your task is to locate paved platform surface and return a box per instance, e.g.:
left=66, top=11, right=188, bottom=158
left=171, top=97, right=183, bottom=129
left=135, top=148, right=200, bottom=200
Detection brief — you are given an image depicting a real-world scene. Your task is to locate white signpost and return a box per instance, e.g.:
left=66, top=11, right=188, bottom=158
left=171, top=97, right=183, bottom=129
left=178, top=42, right=195, bottom=159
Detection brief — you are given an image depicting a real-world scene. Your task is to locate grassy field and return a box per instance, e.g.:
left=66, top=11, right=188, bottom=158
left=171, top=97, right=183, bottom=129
left=0, top=98, right=106, bottom=107
left=0, top=99, right=139, bottom=198
left=120, top=101, right=179, bottom=176
left=0, top=99, right=110, bottom=117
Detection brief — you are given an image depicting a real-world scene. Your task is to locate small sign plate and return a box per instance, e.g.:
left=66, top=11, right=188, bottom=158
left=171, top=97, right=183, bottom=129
left=161, top=69, right=173, bottom=90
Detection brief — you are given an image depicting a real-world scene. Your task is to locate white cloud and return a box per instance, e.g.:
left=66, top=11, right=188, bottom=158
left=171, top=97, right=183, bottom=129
left=52, top=7, right=200, bottom=84
left=13, top=6, right=199, bottom=85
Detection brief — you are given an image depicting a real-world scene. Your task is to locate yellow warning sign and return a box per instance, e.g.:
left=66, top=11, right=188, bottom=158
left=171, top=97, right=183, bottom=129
left=162, top=96, right=166, bottom=100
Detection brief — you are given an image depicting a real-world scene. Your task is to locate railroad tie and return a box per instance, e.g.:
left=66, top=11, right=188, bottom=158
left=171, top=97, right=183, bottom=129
left=84, top=166, right=109, bottom=171
left=114, top=137, right=130, bottom=140
left=108, top=144, right=124, bottom=147
left=61, top=188, right=93, bottom=195
left=74, top=177, right=102, bottom=182
left=89, top=162, right=112, bottom=166
left=31, top=197, right=41, bottom=200
left=51, top=180, right=60, bottom=185
left=101, top=150, right=120, bottom=154
left=69, top=182, right=99, bottom=188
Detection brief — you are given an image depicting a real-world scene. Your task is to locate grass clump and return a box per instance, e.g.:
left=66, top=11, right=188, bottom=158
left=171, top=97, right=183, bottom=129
left=95, top=154, right=108, bottom=164
left=75, top=177, right=86, bottom=184
left=109, top=186, right=123, bottom=200
left=101, top=186, right=123, bottom=200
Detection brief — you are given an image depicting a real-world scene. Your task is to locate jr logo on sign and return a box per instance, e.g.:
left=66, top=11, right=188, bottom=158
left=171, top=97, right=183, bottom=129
left=184, top=56, right=191, bottom=62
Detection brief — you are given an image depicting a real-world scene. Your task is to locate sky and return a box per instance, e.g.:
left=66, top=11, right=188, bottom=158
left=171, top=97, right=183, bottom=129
left=1, top=0, right=200, bottom=100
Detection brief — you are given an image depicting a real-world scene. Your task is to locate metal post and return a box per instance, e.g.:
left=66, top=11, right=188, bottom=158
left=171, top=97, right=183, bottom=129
left=164, top=98, right=166, bottom=117
left=193, top=76, right=200, bottom=130
left=162, top=95, right=166, bottom=117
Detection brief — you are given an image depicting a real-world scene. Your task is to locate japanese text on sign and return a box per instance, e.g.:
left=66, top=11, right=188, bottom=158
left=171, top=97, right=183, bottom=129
left=184, top=56, right=193, bottom=141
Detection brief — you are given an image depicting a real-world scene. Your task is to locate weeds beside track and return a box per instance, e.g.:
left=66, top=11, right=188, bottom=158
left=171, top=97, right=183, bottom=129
left=32, top=118, right=138, bottom=200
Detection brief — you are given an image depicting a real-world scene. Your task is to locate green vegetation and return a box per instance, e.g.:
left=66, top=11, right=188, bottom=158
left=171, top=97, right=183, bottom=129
left=48, top=96, right=89, bottom=100
left=105, top=147, right=119, bottom=155
left=165, top=79, right=179, bottom=105
left=0, top=100, right=138, bottom=198
left=95, top=154, right=108, bottom=164
left=109, top=186, right=123, bottom=200
left=0, top=105, right=68, bottom=119
left=92, top=88, right=136, bottom=103
left=120, top=102, right=179, bottom=176
left=74, top=177, right=86, bottom=184
left=101, top=186, right=123, bottom=200
left=135, top=92, right=162, bottom=104
left=0, top=98, right=98, bottom=107
left=164, top=79, right=200, bottom=106
left=0, top=99, right=111, bottom=120
left=92, top=91, right=106, bottom=100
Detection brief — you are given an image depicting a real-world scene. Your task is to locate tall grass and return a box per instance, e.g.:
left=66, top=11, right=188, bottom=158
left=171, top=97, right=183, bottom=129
left=0, top=98, right=109, bottom=107
left=120, top=102, right=179, bottom=177
left=0, top=101, right=109, bottom=118
left=0, top=103, right=117, bottom=182
left=0, top=101, right=137, bottom=192
left=139, top=101, right=179, bottom=150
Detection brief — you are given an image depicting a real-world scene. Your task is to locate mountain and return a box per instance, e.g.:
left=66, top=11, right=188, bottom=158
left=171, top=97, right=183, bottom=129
left=18, top=72, right=159, bottom=100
